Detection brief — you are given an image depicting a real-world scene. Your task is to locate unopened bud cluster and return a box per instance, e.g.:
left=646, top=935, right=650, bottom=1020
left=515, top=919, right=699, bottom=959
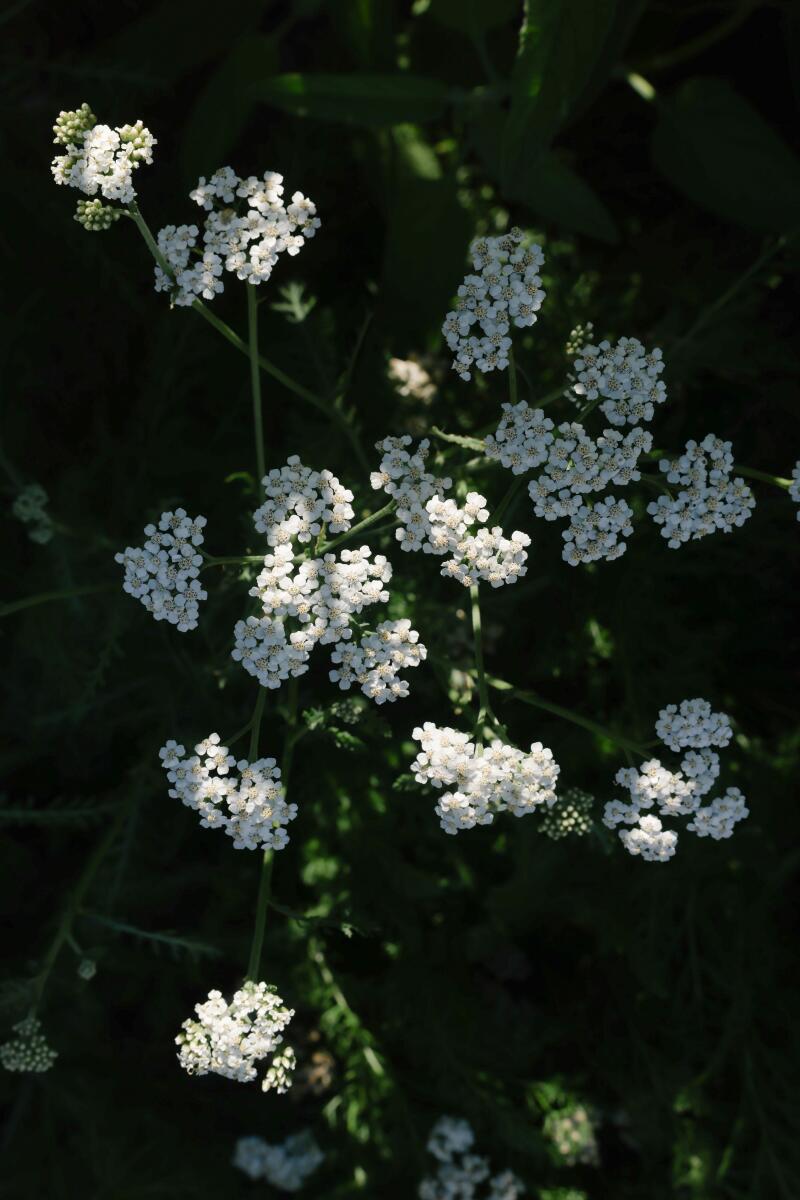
left=539, top=787, right=594, bottom=840
left=51, top=104, right=155, bottom=209
left=160, top=733, right=296, bottom=851
left=604, top=699, right=748, bottom=861
left=0, top=1016, right=57, bottom=1074
left=176, top=981, right=295, bottom=1091
left=411, top=722, right=559, bottom=834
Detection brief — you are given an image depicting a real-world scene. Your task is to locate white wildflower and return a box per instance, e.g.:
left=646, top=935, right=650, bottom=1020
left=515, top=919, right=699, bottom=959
left=233, top=1130, right=324, bottom=1191
left=419, top=1117, right=524, bottom=1200
left=329, top=618, right=427, bottom=704
left=176, top=980, right=293, bottom=1089
left=571, top=335, right=666, bottom=426
left=544, top=1104, right=600, bottom=1167
left=114, top=508, right=207, bottom=632
left=1, top=1016, right=57, bottom=1074
left=647, top=434, right=755, bottom=547
left=51, top=105, right=155, bottom=207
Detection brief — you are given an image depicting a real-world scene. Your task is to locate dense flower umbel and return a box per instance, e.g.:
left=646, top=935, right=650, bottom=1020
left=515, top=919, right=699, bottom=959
left=790, top=461, right=800, bottom=518
left=115, top=508, right=207, bottom=632
left=647, top=434, right=755, bottom=547
left=176, top=981, right=295, bottom=1091
left=51, top=104, right=155, bottom=207
left=159, top=733, right=296, bottom=851
left=330, top=618, right=427, bottom=704
left=154, top=167, right=319, bottom=306
left=539, top=787, right=594, bottom=840
left=443, top=228, right=545, bottom=380
left=234, top=457, right=425, bottom=701
left=603, top=699, right=747, bottom=861
left=371, top=437, right=530, bottom=586
left=233, top=1130, right=324, bottom=1191
left=1, top=1017, right=58, bottom=1074
left=419, top=1117, right=525, bottom=1200
left=411, top=723, right=559, bottom=834
left=570, top=335, right=666, bottom=426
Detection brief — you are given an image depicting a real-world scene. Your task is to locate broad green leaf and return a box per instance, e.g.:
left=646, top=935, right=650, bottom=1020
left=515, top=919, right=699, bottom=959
left=250, top=73, right=450, bottom=126
left=512, top=150, right=618, bottom=242
left=180, top=35, right=277, bottom=182
left=427, top=0, right=520, bottom=36
left=651, top=77, right=800, bottom=234
left=502, top=0, right=617, bottom=186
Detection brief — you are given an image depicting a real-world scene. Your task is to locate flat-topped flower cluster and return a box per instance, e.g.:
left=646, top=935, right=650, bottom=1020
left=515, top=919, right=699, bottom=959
left=442, top=228, right=545, bottom=380
left=0, top=1017, right=58, bottom=1074
left=603, top=698, right=748, bottom=861
left=647, top=435, right=756, bottom=547
left=176, top=981, right=295, bottom=1092
left=420, top=1116, right=524, bottom=1200
left=154, top=166, right=319, bottom=306
left=51, top=104, right=155, bottom=212
left=569, top=335, right=666, bottom=426
left=233, top=1130, right=324, bottom=1190
left=159, top=733, right=295, bottom=852
left=114, top=508, right=207, bottom=632
left=411, top=723, right=559, bottom=834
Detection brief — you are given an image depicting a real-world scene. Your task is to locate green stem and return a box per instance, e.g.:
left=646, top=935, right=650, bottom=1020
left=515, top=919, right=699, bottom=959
left=127, top=202, right=369, bottom=471
left=470, top=584, right=492, bottom=733
left=508, top=346, right=518, bottom=406
left=318, top=501, right=397, bottom=555
left=734, top=465, right=793, bottom=491
left=492, top=475, right=527, bottom=527
left=247, top=283, right=266, bottom=487
left=485, top=673, right=649, bottom=757
left=1, top=583, right=114, bottom=619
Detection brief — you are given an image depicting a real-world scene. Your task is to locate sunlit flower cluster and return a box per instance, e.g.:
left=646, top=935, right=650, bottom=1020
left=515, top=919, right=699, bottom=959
left=233, top=1130, right=324, bottom=1192
left=420, top=1117, right=524, bottom=1200
left=176, top=981, right=294, bottom=1091
left=544, top=1105, right=600, bottom=1167
left=51, top=104, right=155, bottom=210
left=484, top=401, right=555, bottom=474
left=1, top=1016, right=58, bottom=1074
left=539, top=787, right=594, bottom=840
left=12, top=483, right=54, bottom=545
left=154, top=166, right=319, bottom=306
left=442, top=229, right=545, bottom=380
left=388, top=356, right=437, bottom=404
left=115, top=508, right=207, bottom=632
left=329, top=618, right=427, bottom=704
left=253, top=456, right=354, bottom=546
left=159, top=733, right=296, bottom=851
left=411, top=723, right=559, bottom=834
left=570, top=335, right=666, bottom=426
left=647, top=434, right=755, bottom=547
left=371, top=437, right=530, bottom=586
left=603, top=699, right=747, bottom=860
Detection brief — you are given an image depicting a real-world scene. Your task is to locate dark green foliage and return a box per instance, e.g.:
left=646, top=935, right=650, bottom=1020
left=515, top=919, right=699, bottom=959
left=1, top=2, right=798, bottom=1197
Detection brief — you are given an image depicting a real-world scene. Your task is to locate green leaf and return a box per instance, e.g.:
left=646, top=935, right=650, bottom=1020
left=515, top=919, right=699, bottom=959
left=427, top=0, right=520, bottom=36
left=651, top=77, right=800, bottom=234
left=502, top=0, right=617, bottom=187
left=250, top=73, right=450, bottom=126
left=180, top=35, right=278, bottom=182
left=511, top=150, right=618, bottom=242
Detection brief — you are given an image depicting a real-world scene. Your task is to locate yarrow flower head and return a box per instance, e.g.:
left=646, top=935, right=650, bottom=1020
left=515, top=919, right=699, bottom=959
left=176, top=980, right=294, bottom=1091
left=544, top=1105, right=600, bottom=1167
left=647, top=434, right=755, bottom=548
left=443, top=228, right=545, bottom=380
left=539, top=787, right=594, bottom=840
left=411, top=723, right=559, bottom=834
left=570, top=335, right=666, bottom=426
left=154, top=167, right=319, bottom=306
left=51, top=105, right=155, bottom=211
left=233, top=457, right=425, bottom=702
left=160, top=733, right=296, bottom=851
left=1, top=1016, right=57, bottom=1074
left=12, top=483, right=54, bottom=544
left=419, top=1117, right=524, bottom=1200
left=115, top=508, right=207, bottom=632
left=388, top=355, right=437, bottom=404
left=603, top=699, right=747, bottom=860
left=233, top=1130, right=324, bottom=1191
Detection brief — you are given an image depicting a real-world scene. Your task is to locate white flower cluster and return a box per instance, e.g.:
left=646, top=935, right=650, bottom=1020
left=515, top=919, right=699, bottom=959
left=1, top=1016, right=58, bottom=1074
left=176, top=981, right=294, bottom=1091
left=522, top=419, right=651, bottom=564
left=484, top=402, right=554, bottom=474
left=790, top=461, right=800, bottom=519
left=603, top=699, right=747, bottom=861
left=442, top=229, right=545, bottom=380
left=371, top=437, right=530, bottom=587
left=329, top=619, right=427, bottom=704
left=115, top=508, right=207, bottom=632
left=388, top=356, right=437, bottom=404
left=253, top=456, right=354, bottom=546
left=544, top=1105, right=599, bottom=1167
left=539, top=787, right=594, bottom=840
left=12, top=483, right=54, bottom=544
left=154, top=166, right=319, bottom=307
left=420, top=1117, right=524, bottom=1200
left=571, top=336, right=666, bottom=426
left=159, top=733, right=296, bottom=852
left=51, top=104, right=155, bottom=206
left=234, top=457, right=424, bottom=700
left=233, top=1131, right=324, bottom=1192
left=647, top=435, right=755, bottom=548
left=411, top=723, right=559, bottom=835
